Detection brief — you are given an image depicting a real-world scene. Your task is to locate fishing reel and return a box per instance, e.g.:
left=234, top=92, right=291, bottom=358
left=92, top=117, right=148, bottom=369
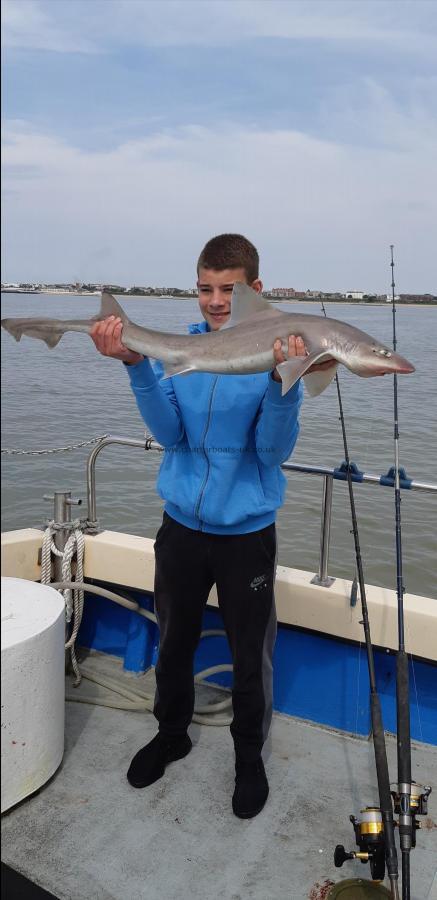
left=334, top=808, right=386, bottom=881
left=390, top=782, right=432, bottom=848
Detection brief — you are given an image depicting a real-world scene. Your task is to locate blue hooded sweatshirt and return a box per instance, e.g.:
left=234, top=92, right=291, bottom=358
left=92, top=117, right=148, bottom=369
left=126, top=319, right=303, bottom=534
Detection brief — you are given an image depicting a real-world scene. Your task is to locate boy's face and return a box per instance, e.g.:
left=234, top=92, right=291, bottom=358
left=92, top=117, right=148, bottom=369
left=197, top=267, right=262, bottom=330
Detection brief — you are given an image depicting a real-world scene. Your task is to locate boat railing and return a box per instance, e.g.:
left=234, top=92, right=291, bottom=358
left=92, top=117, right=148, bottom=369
left=84, top=434, right=437, bottom=589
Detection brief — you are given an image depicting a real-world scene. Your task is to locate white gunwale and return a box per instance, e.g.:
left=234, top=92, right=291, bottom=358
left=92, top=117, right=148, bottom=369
left=2, top=527, right=435, bottom=662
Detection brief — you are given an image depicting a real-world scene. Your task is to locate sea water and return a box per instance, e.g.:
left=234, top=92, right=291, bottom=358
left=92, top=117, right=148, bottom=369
left=1, top=294, right=436, bottom=599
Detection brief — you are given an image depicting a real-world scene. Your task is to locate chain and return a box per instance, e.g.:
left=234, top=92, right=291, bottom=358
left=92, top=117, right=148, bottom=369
left=1, top=434, right=109, bottom=456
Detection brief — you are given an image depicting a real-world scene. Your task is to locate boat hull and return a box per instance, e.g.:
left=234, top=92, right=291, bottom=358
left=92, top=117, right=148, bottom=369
left=2, top=528, right=436, bottom=745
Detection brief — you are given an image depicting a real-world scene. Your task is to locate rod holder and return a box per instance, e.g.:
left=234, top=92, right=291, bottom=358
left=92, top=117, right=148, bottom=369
left=311, top=474, right=335, bottom=588
left=43, top=490, right=81, bottom=581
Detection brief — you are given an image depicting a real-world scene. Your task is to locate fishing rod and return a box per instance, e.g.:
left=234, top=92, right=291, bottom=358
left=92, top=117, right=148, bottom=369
left=318, top=302, right=399, bottom=899
left=388, top=247, right=431, bottom=900
left=389, top=246, right=412, bottom=900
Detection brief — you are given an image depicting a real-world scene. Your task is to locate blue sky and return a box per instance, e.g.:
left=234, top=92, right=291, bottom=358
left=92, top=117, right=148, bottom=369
left=2, top=0, right=437, bottom=291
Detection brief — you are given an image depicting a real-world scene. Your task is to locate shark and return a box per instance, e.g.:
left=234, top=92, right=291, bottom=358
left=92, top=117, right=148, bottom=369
left=1, top=283, right=415, bottom=397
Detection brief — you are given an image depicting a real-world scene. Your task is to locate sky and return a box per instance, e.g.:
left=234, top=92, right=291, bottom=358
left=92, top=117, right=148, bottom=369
left=1, top=0, right=437, bottom=292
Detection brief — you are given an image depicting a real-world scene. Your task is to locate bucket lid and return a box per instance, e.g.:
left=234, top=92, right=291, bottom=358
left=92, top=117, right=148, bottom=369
left=1, top=577, right=65, bottom=650
left=327, top=880, right=392, bottom=898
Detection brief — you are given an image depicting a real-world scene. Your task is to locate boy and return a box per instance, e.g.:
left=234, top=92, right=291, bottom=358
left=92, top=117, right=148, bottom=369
left=91, top=234, right=327, bottom=818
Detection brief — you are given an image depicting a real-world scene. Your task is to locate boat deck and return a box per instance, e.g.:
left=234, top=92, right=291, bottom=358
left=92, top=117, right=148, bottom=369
left=2, top=652, right=436, bottom=900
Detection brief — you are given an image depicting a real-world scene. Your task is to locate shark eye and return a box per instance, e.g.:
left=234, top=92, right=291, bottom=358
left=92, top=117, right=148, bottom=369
left=372, top=347, right=392, bottom=357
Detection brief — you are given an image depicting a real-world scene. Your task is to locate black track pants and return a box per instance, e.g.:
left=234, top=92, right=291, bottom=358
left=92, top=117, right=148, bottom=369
left=153, top=512, right=278, bottom=762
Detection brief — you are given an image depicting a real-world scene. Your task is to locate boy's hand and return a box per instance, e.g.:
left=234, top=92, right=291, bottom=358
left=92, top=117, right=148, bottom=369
left=272, top=335, right=334, bottom=383
left=90, top=316, right=144, bottom=365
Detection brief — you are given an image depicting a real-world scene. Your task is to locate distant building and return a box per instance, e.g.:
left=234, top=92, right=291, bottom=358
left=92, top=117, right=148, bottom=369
left=346, top=291, right=364, bottom=300
left=398, top=293, right=436, bottom=303
left=270, top=288, right=297, bottom=298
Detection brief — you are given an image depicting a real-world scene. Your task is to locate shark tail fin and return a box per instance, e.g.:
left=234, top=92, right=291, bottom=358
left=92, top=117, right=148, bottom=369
left=1, top=319, right=64, bottom=348
left=95, top=292, right=131, bottom=324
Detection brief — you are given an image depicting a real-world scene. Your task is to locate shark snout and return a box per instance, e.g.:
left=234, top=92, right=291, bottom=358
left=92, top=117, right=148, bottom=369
left=371, top=361, right=415, bottom=377
left=390, top=353, right=415, bottom=374
left=355, top=349, right=415, bottom=377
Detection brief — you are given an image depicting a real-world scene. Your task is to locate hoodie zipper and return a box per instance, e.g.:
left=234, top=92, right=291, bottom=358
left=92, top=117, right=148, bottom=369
left=194, top=376, right=219, bottom=529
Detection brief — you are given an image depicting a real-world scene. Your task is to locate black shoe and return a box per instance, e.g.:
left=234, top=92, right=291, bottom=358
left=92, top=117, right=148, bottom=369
left=127, top=732, right=192, bottom=788
left=232, top=757, right=269, bottom=819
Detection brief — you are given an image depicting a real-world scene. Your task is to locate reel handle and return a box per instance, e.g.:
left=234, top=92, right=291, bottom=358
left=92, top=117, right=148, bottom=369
left=334, top=845, right=355, bottom=868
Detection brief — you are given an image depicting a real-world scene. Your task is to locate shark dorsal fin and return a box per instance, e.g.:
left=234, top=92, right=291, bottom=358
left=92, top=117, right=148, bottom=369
left=95, top=292, right=130, bottom=324
left=221, top=282, right=271, bottom=330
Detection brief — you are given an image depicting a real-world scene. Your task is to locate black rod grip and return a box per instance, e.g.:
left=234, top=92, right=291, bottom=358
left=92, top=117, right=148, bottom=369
left=370, top=693, right=399, bottom=878
left=402, top=849, right=411, bottom=900
left=396, top=650, right=412, bottom=785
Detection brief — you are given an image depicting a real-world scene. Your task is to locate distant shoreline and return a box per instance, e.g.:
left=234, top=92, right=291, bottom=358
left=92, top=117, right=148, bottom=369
left=1, top=290, right=100, bottom=297
left=1, top=290, right=435, bottom=307
left=271, top=300, right=437, bottom=308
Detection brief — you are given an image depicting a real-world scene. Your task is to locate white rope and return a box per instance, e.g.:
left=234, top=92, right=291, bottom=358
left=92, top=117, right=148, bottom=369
left=66, top=659, right=233, bottom=726
left=47, top=577, right=233, bottom=724
left=41, top=521, right=86, bottom=687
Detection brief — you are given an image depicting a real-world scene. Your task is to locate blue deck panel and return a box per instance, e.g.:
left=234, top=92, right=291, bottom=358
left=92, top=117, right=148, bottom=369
left=77, top=588, right=158, bottom=663
left=375, top=652, right=437, bottom=745
left=77, top=588, right=437, bottom=745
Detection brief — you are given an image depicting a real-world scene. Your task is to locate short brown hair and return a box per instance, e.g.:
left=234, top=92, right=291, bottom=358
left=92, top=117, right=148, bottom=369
left=197, top=233, right=259, bottom=283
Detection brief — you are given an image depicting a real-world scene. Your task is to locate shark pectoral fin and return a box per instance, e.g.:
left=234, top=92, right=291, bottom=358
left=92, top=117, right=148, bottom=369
left=276, top=351, right=329, bottom=396
left=303, top=362, right=338, bottom=397
left=162, top=362, right=197, bottom=380
left=96, top=292, right=130, bottom=324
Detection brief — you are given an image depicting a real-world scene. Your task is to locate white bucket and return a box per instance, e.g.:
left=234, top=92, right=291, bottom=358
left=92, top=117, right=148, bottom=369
left=1, top=577, right=65, bottom=813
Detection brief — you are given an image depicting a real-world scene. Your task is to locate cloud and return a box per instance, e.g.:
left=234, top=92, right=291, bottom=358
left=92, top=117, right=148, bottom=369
left=1, top=0, right=101, bottom=53
left=318, top=77, right=437, bottom=152
left=2, top=0, right=436, bottom=55
left=2, top=82, right=436, bottom=292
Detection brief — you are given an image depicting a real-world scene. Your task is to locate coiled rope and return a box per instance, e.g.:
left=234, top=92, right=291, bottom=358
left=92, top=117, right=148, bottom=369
left=42, top=550, right=233, bottom=723
left=53, top=578, right=233, bottom=724
left=4, top=432, right=232, bottom=723
left=41, top=520, right=86, bottom=686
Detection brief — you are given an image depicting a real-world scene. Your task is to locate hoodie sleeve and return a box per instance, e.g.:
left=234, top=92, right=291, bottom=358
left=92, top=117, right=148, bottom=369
left=124, top=358, right=184, bottom=447
left=255, top=374, right=303, bottom=466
